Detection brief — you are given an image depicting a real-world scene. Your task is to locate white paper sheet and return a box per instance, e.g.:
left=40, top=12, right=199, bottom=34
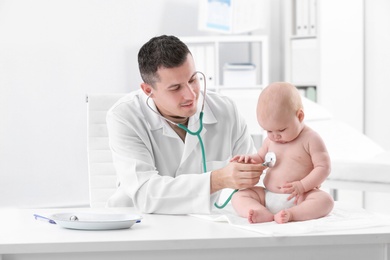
left=191, top=202, right=390, bottom=236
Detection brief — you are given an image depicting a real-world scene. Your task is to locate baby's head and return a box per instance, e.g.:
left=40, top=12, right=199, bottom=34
left=257, top=82, right=304, bottom=143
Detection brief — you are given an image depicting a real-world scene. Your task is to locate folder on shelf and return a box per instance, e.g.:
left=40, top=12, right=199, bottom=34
left=188, top=44, right=215, bottom=87
left=308, top=0, right=317, bottom=36
left=295, top=0, right=306, bottom=36
left=295, top=0, right=316, bottom=37
left=204, top=45, right=215, bottom=86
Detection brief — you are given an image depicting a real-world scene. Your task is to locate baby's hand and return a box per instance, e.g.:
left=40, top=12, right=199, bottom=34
left=230, top=155, right=256, bottom=164
left=281, top=181, right=305, bottom=204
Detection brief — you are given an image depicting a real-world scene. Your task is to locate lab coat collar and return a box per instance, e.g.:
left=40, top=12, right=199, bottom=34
left=139, top=90, right=217, bottom=167
left=200, top=91, right=218, bottom=125
left=139, top=90, right=165, bottom=131
left=140, top=90, right=217, bottom=133
left=186, top=91, right=218, bottom=126
left=180, top=92, right=217, bottom=166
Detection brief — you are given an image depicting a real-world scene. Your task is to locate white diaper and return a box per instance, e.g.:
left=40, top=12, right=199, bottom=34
left=265, top=190, right=295, bottom=214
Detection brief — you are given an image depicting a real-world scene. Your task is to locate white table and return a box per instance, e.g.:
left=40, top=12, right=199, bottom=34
left=1, top=207, right=390, bottom=260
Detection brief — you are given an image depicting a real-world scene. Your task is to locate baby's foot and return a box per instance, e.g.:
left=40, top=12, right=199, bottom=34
left=274, top=210, right=292, bottom=224
left=248, top=209, right=257, bottom=224
left=248, top=209, right=274, bottom=224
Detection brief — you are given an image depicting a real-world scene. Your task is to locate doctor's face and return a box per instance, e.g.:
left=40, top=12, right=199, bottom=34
left=150, top=54, right=200, bottom=124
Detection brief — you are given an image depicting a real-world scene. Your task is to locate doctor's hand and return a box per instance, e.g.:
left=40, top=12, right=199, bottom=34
left=230, top=154, right=258, bottom=164
left=210, top=162, right=265, bottom=194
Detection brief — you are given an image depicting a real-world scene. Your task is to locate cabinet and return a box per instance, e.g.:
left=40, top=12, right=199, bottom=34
left=283, top=0, right=364, bottom=132
left=180, top=35, right=269, bottom=91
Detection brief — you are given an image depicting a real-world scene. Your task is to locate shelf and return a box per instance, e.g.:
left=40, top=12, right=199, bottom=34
left=181, top=35, right=268, bottom=44
left=290, top=35, right=317, bottom=40
left=181, top=35, right=269, bottom=91
left=208, top=85, right=265, bottom=92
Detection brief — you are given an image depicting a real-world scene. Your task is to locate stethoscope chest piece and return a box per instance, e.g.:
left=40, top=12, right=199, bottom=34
left=263, top=152, right=277, bottom=167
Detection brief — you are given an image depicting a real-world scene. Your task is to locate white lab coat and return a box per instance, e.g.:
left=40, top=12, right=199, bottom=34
left=106, top=89, right=255, bottom=214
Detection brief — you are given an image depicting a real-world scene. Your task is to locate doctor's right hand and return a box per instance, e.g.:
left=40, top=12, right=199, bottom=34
left=210, top=162, right=265, bottom=194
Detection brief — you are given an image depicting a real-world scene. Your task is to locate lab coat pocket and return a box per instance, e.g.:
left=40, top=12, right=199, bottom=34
left=206, top=159, right=229, bottom=172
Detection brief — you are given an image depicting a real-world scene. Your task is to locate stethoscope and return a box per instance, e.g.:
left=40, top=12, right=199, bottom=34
left=146, top=71, right=277, bottom=209
left=145, top=71, right=207, bottom=175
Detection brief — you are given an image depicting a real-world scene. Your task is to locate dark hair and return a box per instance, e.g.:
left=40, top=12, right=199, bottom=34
left=138, top=35, right=191, bottom=86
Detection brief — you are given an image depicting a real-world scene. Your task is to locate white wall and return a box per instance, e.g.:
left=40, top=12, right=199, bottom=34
left=3, top=0, right=388, bottom=210
left=365, top=0, right=390, bottom=149
left=315, top=0, right=390, bottom=214
left=317, top=0, right=364, bottom=132
left=0, top=0, right=279, bottom=208
left=0, top=0, right=202, bottom=208
left=363, top=0, right=390, bottom=214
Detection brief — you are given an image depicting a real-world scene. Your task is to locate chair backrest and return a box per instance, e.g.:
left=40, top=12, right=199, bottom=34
left=87, top=93, right=126, bottom=207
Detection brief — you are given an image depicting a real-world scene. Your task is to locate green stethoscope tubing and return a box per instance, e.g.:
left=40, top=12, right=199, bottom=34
left=178, top=111, right=206, bottom=172
left=178, top=111, right=238, bottom=209
left=147, top=71, right=236, bottom=209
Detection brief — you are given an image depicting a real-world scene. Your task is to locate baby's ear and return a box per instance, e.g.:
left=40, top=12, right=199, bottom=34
left=297, top=109, right=305, bottom=122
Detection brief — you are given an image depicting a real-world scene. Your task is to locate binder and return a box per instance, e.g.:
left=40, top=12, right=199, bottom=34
left=308, top=0, right=317, bottom=36
left=189, top=45, right=205, bottom=78
left=205, top=45, right=215, bottom=86
left=295, top=0, right=310, bottom=36
left=188, top=44, right=216, bottom=89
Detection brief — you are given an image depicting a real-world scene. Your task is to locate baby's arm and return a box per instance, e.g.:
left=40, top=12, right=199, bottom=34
left=300, top=131, right=331, bottom=191
left=283, top=131, right=331, bottom=202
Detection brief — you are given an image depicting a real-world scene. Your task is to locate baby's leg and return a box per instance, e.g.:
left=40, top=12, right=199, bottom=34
left=231, top=187, right=274, bottom=224
left=275, top=189, right=334, bottom=224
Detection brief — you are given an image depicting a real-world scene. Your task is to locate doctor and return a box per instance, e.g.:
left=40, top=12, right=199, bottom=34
left=106, top=35, right=264, bottom=214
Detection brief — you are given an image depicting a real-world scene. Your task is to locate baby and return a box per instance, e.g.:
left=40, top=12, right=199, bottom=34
left=231, top=82, right=334, bottom=224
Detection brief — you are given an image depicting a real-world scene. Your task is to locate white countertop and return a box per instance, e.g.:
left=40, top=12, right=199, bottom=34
left=1, top=207, right=390, bottom=260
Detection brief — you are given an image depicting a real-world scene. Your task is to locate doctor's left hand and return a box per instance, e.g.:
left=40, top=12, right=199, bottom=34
left=210, top=162, right=265, bottom=194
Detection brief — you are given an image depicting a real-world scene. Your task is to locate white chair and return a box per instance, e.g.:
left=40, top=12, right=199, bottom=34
left=86, top=93, right=126, bottom=208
